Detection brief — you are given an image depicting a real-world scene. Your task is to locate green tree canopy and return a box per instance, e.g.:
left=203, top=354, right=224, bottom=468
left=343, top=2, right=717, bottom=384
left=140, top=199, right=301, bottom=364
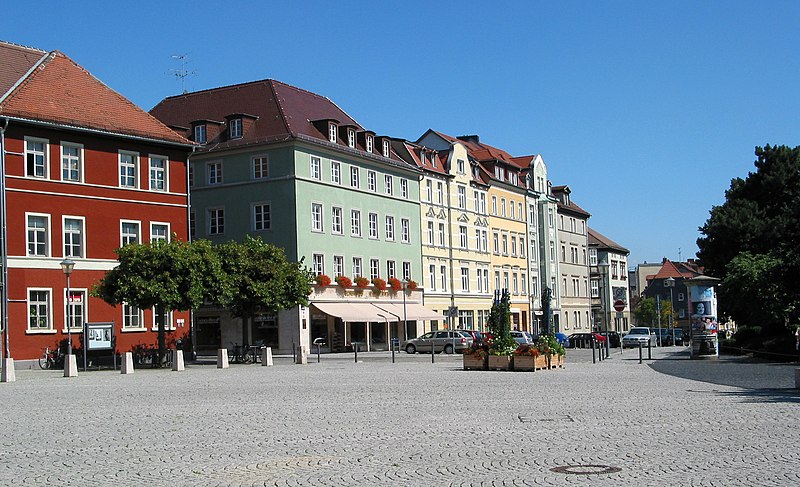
left=697, top=145, right=800, bottom=344
left=634, top=297, right=657, bottom=327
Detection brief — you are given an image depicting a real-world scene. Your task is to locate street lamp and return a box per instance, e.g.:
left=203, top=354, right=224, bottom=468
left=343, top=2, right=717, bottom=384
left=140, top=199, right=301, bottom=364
left=598, top=259, right=610, bottom=358
left=401, top=279, right=408, bottom=342
left=665, top=277, right=676, bottom=346
left=60, top=258, right=75, bottom=356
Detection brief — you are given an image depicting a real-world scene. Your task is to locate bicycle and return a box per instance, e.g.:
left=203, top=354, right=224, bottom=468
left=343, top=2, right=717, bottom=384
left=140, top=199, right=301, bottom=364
left=228, top=342, right=254, bottom=364
left=39, top=346, right=64, bottom=370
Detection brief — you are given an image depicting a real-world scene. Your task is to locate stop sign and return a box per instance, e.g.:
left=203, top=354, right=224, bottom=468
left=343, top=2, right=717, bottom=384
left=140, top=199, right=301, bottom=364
left=613, top=300, right=625, bottom=312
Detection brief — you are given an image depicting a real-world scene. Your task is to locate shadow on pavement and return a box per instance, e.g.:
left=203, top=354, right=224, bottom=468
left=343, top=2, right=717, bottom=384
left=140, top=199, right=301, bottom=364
left=649, top=348, right=800, bottom=404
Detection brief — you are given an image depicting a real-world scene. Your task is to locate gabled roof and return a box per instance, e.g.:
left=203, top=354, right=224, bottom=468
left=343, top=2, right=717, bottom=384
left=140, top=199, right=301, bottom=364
left=391, top=139, right=449, bottom=177
left=0, top=41, right=46, bottom=101
left=0, top=41, right=189, bottom=146
left=150, top=79, right=412, bottom=170
left=588, top=227, right=629, bottom=255
left=651, top=259, right=702, bottom=280
left=551, top=185, right=591, bottom=218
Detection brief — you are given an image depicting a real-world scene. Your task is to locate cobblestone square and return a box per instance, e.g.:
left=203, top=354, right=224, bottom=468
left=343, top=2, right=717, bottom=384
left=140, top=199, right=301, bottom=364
left=2, top=348, right=799, bottom=486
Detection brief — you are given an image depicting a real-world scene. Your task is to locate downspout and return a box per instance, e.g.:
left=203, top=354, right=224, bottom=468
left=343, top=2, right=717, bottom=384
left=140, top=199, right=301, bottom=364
left=1, top=117, right=10, bottom=361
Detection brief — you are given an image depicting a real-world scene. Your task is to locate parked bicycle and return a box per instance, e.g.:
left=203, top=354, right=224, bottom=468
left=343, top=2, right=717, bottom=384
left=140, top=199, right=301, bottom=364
left=228, top=342, right=256, bottom=364
left=39, top=346, right=64, bottom=370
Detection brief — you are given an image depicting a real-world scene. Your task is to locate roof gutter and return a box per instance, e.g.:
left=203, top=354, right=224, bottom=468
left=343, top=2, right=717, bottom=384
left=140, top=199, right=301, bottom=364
left=0, top=115, right=194, bottom=149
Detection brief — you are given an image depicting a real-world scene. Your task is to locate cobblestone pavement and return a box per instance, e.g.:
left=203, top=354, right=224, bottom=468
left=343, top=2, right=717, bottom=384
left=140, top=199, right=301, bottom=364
left=2, top=347, right=799, bottom=486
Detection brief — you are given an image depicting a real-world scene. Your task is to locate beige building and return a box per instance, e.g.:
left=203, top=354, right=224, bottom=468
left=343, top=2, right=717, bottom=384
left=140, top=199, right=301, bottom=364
left=552, top=186, right=591, bottom=334
left=588, top=227, right=632, bottom=333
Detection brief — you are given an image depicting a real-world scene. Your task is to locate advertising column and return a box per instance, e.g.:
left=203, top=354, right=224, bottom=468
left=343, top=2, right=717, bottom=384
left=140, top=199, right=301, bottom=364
left=686, top=275, right=721, bottom=359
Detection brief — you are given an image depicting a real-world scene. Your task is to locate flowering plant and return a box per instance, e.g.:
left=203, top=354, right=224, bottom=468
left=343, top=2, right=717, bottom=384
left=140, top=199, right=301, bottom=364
left=463, top=343, right=488, bottom=358
left=388, top=277, right=402, bottom=291
left=335, top=275, right=352, bottom=288
left=406, top=279, right=418, bottom=290
left=354, top=276, right=369, bottom=289
left=513, top=344, right=540, bottom=357
left=371, top=277, right=387, bottom=291
left=537, top=334, right=566, bottom=356
left=315, top=274, right=331, bottom=287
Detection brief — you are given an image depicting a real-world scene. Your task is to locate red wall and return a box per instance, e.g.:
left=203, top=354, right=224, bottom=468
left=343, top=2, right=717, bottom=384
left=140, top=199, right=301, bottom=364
left=3, top=123, right=191, bottom=360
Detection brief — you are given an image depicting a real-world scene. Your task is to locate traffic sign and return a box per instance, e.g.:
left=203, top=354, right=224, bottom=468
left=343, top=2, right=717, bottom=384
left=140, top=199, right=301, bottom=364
left=613, top=300, right=625, bottom=312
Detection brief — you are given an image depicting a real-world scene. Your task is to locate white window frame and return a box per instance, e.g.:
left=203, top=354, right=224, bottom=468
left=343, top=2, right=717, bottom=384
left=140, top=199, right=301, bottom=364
left=385, top=215, right=395, bottom=241
left=207, top=160, right=223, bottom=185
left=366, top=135, right=374, bottom=153
left=384, top=175, right=393, bottom=195
left=26, top=212, right=51, bottom=257
left=150, top=222, right=170, bottom=243
left=312, top=254, right=325, bottom=276
left=60, top=142, right=83, bottom=182
left=310, top=156, right=321, bottom=180
left=461, top=267, right=469, bottom=292
left=387, top=260, right=396, bottom=278
left=194, top=124, right=207, bottom=143
left=350, top=166, right=360, bottom=188
left=151, top=307, right=175, bottom=332
left=382, top=140, right=390, bottom=157
left=351, top=209, right=362, bottom=237
left=27, top=288, right=52, bottom=332
left=252, top=154, right=269, bottom=179
left=62, top=215, right=85, bottom=258
left=208, top=208, right=225, bottom=236
left=229, top=118, right=243, bottom=139
left=401, top=218, right=410, bottom=243
left=368, top=213, right=379, bottom=239
left=119, top=150, right=139, bottom=188
left=332, top=206, right=343, bottom=235
left=122, top=302, right=144, bottom=330
left=252, top=202, right=272, bottom=231
left=370, top=258, right=380, bottom=280
left=368, top=170, right=377, bottom=191
left=25, top=137, right=49, bottom=179
left=328, top=123, right=338, bottom=143
left=352, top=257, right=363, bottom=277
left=459, top=225, right=468, bottom=249
left=311, top=203, right=324, bottom=233
left=148, top=154, right=168, bottom=192
left=63, top=288, right=86, bottom=331
left=120, top=220, right=141, bottom=247
left=333, top=255, right=344, bottom=276
left=402, top=261, right=411, bottom=281
left=457, top=185, right=466, bottom=209
left=347, top=129, right=356, bottom=148
left=401, top=179, right=408, bottom=198
left=331, top=161, right=341, bottom=184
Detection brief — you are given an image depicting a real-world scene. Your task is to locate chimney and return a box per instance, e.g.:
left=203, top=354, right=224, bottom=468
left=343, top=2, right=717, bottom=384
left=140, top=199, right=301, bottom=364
left=457, top=134, right=480, bottom=145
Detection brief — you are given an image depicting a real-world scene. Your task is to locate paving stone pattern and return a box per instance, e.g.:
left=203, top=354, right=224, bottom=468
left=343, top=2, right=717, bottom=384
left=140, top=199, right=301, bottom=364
left=1, top=348, right=799, bottom=486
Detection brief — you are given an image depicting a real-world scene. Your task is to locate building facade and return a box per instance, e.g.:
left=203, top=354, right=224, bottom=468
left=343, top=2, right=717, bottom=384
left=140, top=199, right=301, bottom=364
left=588, top=227, right=631, bottom=333
left=151, top=80, right=432, bottom=354
left=0, top=42, right=192, bottom=361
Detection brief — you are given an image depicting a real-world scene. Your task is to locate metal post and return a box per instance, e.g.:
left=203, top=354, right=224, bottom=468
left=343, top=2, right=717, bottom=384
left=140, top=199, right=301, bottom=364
left=402, top=280, right=408, bottom=344
left=431, top=340, right=435, bottom=363
left=638, top=342, right=643, bottom=364
left=316, top=342, right=321, bottom=363
left=592, top=338, right=596, bottom=364
left=647, top=338, right=652, bottom=360
left=354, top=342, right=358, bottom=363
left=66, top=271, right=72, bottom=355
left=670, top=286, right=675, bottom=346
left=391, top=341, right=395, bottom=363
left=656, top=295, right=661, bottom=347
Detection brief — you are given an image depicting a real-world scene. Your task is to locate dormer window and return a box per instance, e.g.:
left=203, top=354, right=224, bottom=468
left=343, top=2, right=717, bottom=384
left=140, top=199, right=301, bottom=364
left=431, top=154, right=437, bottom=168
left=457, top=159, right=465, bottom=174
left=366, top=135, right=374, bottom=153
left=329, top=123, right=338, bottom=143
left=229, top=118, right=242, bottom=139
left=382, top=140, right=390, bottom=157
left=347, top=129, right=356, bottom=148
left=194, top=125, right=207, bottom=143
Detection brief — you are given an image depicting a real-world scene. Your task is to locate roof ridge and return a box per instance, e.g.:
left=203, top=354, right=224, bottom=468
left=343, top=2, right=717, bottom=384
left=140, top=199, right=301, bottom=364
left=266, top=79, right=293, bottom=136
left=0, top=40, right=46, bottom=54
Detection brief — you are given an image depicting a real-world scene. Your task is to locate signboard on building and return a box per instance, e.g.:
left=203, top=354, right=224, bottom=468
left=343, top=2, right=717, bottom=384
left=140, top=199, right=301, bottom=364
left=85, top=322, right=113, bottom=351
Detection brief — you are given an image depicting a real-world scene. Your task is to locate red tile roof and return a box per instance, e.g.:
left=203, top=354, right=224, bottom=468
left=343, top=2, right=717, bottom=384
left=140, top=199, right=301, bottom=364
left=651, top=259, right=702, bottom=280
left=0, top=41, right=46, bottom=101
left=551, top=185, right=591, bottom=217
left=588, top=227, right=629, bottom=254
left=150, top=79, right=411, bottom=169
left=0, top=45, right=189, bottom=145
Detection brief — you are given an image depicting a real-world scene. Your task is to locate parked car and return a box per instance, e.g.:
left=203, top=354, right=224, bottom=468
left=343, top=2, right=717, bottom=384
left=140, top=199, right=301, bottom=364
left=511, top=331, right=534, bottom=344
left=674, top=329, right=685, bottom=346
left=567, top=333, right=605, bottom=348
left=457, top=329, right=484, bottom=343
left=554, top=332, right=570, bottom=348
left=622, top=327, right=656, bottom=348
left=402, top=331, right=472, bottom=354
left=598, top=331, right=621, bottom=348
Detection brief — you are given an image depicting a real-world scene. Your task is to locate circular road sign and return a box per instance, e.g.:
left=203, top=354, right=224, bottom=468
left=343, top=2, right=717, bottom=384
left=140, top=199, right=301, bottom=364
left=613, top=300, right=625, bottom=312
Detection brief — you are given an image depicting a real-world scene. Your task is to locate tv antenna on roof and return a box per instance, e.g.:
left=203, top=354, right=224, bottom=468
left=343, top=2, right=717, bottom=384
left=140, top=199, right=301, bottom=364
left=170, top=54, right=196, bottom=94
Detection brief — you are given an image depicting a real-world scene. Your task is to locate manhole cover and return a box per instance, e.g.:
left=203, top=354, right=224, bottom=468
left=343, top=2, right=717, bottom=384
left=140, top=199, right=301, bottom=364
left=551, top=464, right=622, bottom=475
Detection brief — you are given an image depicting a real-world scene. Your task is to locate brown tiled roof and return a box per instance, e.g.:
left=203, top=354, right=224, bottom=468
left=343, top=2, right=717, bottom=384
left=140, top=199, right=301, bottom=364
left=588, top=227, right=629, bottom=254
left=0, top=48, right=189, bottom=145
left=392, top=139, right=448, bottom=177
left=652, top=259, right=701, bottom=279
left=551, top=185, right=591, bottom=217
left=0, top=41, right=46, bottom=101
left=150, top=79, right=411, bottom=169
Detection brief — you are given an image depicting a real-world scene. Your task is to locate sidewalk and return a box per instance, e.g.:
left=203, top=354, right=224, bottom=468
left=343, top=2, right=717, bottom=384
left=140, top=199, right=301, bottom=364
left=1, top=346, right=798, bottom=486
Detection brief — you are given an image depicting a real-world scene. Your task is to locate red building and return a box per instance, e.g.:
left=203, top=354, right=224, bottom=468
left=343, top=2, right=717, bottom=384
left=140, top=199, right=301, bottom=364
left=0, top=41, right=192, bottom=362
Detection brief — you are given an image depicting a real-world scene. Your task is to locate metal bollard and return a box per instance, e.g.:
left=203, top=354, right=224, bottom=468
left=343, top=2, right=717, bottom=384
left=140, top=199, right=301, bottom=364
left=354, top=342, right=359, bottom=363
left=431, top=341, right=435, bottom=363
left=292, top=342, right=296, bottom=363
left=647, top=339, right=652, bottom=360
left=317, top=344, right=321, bottom=363
left=391, top=340, right=395, bottom=364
left=592, top=339, right=596, bottom=364
left=639, top=343, right=643, bottom=364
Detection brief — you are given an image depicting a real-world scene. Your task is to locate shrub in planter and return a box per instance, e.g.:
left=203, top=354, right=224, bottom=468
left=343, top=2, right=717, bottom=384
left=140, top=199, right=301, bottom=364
left=388, top=277, right=402, bottom=291
left=315, top=274, right=331, bottom=287
left=335, top=275, right=352, bottom=288
left=354, top=276, right=369, bottom=289
left=371, top=277, right=387, bottom=291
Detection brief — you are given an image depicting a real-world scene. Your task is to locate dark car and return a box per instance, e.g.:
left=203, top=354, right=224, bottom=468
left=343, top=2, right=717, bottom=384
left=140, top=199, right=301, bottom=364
left=598, top=331, right=621, bottom=348
left=457, top=329, right=484, bottom=343
left=567, top=333, right=605, bottom=348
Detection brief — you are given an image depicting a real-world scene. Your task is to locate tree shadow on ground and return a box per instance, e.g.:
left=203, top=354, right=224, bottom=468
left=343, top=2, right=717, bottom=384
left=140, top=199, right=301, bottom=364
left=649, top=348, right=800, bottom=404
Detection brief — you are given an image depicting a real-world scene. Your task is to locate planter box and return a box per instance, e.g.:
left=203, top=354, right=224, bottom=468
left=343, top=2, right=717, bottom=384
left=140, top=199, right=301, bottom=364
left=462, top=353, right=487, bottom=371
left=488, top=355, right=513, bottom=371
left=513, top=355, right=537, bottom=372
left=548, top=354, right=564, bottom=369
left=534, top=354, right=548, bottom=370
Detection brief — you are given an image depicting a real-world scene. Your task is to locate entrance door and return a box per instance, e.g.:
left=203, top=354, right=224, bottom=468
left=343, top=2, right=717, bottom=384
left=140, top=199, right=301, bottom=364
left=195, top=317, right=221, bottom=353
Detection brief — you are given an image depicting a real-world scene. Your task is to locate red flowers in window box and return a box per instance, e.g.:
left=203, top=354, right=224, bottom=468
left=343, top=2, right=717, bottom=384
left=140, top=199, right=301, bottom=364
left=371, top=277, right=387, bottom=291
left=335, top=275, right=352, bottom=288
left=388, top=277, right=402, bottom=291
left=315, top=274, right=331, bottom=287
left=406, top=280, right=418, bottom=290
left=354, top=276, right=369, bottom=289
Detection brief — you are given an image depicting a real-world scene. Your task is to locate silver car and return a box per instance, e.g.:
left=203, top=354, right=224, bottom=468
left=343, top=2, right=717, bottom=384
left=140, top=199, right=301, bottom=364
left=622, top=327, right=656, bottom=348
left=402, top=331, right=472, bottom=354
left=511, top=331, right=534, bottom=345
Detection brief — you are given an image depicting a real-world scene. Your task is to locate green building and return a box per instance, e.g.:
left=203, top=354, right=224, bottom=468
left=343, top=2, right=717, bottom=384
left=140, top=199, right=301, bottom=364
left=151, top=80, right=433, bottom=355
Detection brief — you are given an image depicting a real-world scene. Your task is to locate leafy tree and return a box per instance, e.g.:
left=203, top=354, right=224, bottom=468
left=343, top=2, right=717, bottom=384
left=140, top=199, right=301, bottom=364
left=92, top=239, right=225, bottom=364
left=487, top=290, right=517, bottom=355
left=697, top=145, right=800, bottom=345
left=660, top=300, right=675, bottom=329
left=634, top=297, right=657, bottom=327
left=214, top=236, right=313, bottom=344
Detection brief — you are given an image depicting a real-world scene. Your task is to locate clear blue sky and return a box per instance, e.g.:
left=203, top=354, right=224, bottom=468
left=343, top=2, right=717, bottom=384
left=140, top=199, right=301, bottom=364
left=5, top=1, right=799, bottom=267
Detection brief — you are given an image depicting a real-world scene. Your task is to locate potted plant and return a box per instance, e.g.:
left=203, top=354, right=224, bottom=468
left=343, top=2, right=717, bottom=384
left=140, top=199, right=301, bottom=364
left=512, top=344, right=540, bottom=372
left=462, top=343, right=488, bottom=370
left=486, top=290, right=517, bottom=370
left=335, top=275, right=352, bottom=288
left=371, top=277, right=386, bottom=291
left=315, top=274, right=331, bottom=287
left=537, top=334, right=565, bottom=369
left=354, top=276, right=369, bottom=289
left=387, top=277, right=402, bottom=292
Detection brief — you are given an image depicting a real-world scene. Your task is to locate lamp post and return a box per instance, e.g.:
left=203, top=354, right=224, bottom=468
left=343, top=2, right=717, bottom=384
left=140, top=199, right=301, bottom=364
left=665, top=277, right=675, bottom=346
left=598, top=259, right=610, bottom=358
left=60, top=258, right=75, bottom=356
left=401, top=279, right=408, bottom=343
